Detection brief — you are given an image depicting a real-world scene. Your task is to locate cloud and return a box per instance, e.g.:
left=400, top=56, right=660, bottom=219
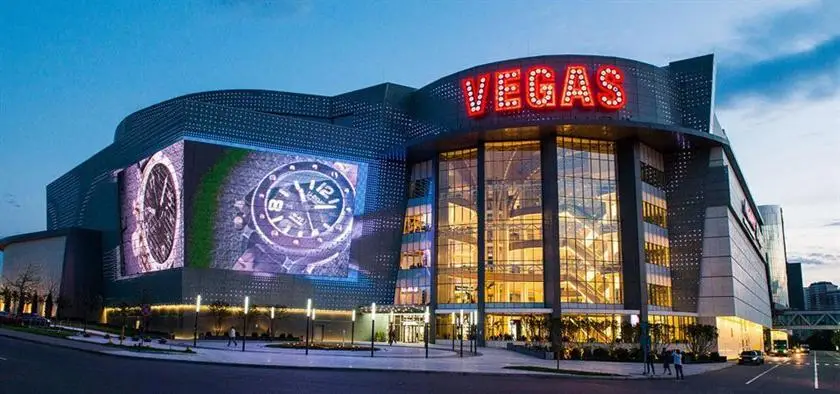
left=716, top=35, right=840, bottom=105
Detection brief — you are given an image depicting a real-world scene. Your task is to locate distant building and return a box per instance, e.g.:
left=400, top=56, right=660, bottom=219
left=786, top=262, right=805, bottom=310
left=805, top=281, right=840, bottom=311
left=759, top=205, right=789, bottom=310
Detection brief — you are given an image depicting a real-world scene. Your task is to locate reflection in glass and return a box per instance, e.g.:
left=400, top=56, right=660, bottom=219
left=557, top=137, right=622, bottom=305
left=484, top=141, right=544, bottom=306
left=437, top=149, right=478, bottom=305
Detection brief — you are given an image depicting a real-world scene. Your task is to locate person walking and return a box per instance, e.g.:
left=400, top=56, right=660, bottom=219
left=673, top=349, right=684, bottom=380
left=661, top=347, right=672, bottom=375
left=227, top=326, right=237, bottom=347
left=644, top=348, right=657, bottom=375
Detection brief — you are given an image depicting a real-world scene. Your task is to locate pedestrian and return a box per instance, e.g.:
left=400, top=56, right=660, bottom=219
left=227, top=326, right=237, bottom=347
left=661, top=347, right=672, bottom=375
left=644, top=348, right=656, bottom=375
left=673, top=349, right=684, bottom=380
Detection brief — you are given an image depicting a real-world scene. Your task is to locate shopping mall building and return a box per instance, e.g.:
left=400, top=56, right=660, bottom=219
left=0, top=54, right=776, bottom=356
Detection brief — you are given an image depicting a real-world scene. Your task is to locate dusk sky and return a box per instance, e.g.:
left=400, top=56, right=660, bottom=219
left=1, top=0, right=838, bottom=286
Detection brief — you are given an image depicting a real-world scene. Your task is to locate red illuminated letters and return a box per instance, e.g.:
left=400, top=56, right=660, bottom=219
left=526, top=66, right=556, bottom=109
left=461, top=74, right=490, bottom=117
left=596, top=65, right=625, bottom=110
left=462, top=64, right=626, bottom=118
left=494, top=69, right=522, bottom=112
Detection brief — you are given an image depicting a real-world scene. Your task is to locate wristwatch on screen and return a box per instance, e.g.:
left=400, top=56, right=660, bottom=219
left=231, top=159, right=356, bottom=275
left=131, top=150, right=181, bottom=272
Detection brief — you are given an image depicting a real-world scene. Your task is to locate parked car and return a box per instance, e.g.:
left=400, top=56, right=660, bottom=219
left=0, top=311, right=22, bottom=325
left=20, top=313, right=51, bottom=327
left=738, top=350, right=765, bottom=365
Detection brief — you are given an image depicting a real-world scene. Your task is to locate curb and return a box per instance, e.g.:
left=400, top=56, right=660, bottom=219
left=0, top=330, right=652, bottom=380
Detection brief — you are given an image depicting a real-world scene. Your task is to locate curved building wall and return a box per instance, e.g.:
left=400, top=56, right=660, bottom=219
left=29, top=53, right=773, bottom=352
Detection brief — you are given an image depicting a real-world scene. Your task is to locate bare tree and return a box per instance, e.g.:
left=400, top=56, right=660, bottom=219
left=4, top=263, right=41, bottom=314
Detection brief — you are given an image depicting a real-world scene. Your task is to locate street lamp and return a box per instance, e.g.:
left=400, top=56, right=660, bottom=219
left=471, top=310, right=477, bottom=355
left=459, top=309, right=464, bottom=358
left=351, top=309, right=356, bottom=346
left=311, top=309, right=317, bottom=344
left=242, top=296, right=249, bottom=352
left=270, top=306, right=275, bottom=342
left=450, top=312, right=455, bottom=351
left=193, top=295, right=201, bottom=347
left=370, top=302, right=376, bottom=357
left=424, top=306, right=430, bottom=359
left=305, top=298, right=312, bottom=355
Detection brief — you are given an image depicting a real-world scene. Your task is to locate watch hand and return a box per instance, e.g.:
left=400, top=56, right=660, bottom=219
left=306, top=212, right=315, bottom=232
left=294, top=181, right=307, bottom=202
left=312, top=204, right=337, bottom=210
left=160, top=181, right=168, bottom=208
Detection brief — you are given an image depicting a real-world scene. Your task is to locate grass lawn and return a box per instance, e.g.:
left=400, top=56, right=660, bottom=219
left=2, top=324, right=76, bottom=339
left=503, top=365, right=622, bottom=377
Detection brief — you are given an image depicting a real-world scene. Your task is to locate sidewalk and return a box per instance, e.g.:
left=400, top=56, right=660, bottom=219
left=0, top=327, right=732, bottom=379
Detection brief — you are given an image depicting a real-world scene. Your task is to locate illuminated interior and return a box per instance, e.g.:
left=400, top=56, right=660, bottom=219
left=557, top=137, right=622, bottom=305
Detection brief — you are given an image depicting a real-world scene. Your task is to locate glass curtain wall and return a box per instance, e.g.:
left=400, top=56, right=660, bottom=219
left=556, top=137, right=622, bottom=308
left=436, top=149, right=479, bottom=306
left=484, top=141, right=544, bottom=307
left=640, top=144, right=672, bottom=310
left=395, top=161, right=433, bottom=305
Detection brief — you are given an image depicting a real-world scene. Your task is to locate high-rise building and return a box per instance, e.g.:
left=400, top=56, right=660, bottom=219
left=786, top=262, right=805, bottom=310
left=805, top=281, right=840, bottom=311
left=758, top=205, right=789, bottom=310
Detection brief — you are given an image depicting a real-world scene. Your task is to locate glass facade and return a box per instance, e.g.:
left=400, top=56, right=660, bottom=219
left=556, top=137, right=622, bottom=307
left=436, top=149, right=479, bottom=306
left=758, top=205, right=789, bottom=309
left=640, top=144, right=672, bottom=310
left=395, top=161, right=433, bottom=305
left=484, top=141, right=544, bottom=307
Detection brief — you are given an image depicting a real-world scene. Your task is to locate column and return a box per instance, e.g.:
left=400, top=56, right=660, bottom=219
left=540, top=136, right=561, bottom=318
left=476, top=143, right=487, bottom=347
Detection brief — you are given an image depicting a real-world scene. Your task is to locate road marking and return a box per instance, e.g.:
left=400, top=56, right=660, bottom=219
left=0, top=356, right=6, bottom=361
left=814, top=353, right=819, bottom=390
left=746, top=365, right=780, bottom=385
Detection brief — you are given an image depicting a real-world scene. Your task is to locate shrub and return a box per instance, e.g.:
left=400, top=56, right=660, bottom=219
left=570, top=348, right=583, bottom=360
left=205, top=331, right=213, bottom=339
left=592, top=347, right=610, bottom=360
left=104, top=334, right=111, bottom=340
left=131, top=336, right=140, bottom=342
left=143, top=336, right=152, bottom=342
left=83, top=333, right=91, bottom=338
left=158, top=338, right=167, bottom=344
left=612, top=347, right=630, bottom=361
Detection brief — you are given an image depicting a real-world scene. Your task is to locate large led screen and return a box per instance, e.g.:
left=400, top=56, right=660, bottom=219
left=119, top=141, right=185, bottom=278
left=186, top=142, right=368, bottom=278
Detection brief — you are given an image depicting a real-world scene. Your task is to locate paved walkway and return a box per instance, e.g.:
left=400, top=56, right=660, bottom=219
left=0, top=327, right=732, bottom=379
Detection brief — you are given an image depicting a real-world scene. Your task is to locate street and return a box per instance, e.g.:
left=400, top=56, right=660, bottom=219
left=0, top=337, right=837, bottom=393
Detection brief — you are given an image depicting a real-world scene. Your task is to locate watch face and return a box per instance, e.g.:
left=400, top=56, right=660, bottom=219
left=140, top=162, right=179, bottom=266
left=251, top=161, right=355, bottom=256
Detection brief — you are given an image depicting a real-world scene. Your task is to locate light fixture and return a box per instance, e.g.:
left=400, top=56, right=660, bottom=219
left=195, top=295, right=202, bottom=313
left=306, top=298, right=312, bottom=318
left=424, top=306, right=429, bottom=324
left=371, top=302, right=376, bottom=322
left=244, top=296, right=249, bottom=315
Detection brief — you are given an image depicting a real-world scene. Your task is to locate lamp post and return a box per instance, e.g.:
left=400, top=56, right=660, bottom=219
left=459, top=309, right=464, bottom=358
left=270, top=306, right=275, bottom=342
left=305, top=299, right=312, bottom=355
left=351, top=309, right=356, bottom=346
left=450, top=312, right=455, bottom=351
left=471, top=310, right=477, bottom=355
left=193, top=295, right=201, bottom=348
left=424, top=306, right=429, bottom=359
left=370, top=302, right=376, bottom=357
left=242, top=296, right=249, bottom=352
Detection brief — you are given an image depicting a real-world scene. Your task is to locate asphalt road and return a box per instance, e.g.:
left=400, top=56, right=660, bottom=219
left=0, top=337, right=836, bottom=393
